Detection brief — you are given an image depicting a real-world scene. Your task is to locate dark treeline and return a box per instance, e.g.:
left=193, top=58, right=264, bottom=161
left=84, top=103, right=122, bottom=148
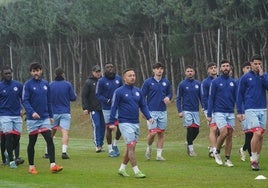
left=0, top=0, right=268, bottom=95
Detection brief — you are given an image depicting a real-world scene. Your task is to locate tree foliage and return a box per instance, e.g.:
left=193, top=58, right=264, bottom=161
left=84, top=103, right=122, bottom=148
left=0, top=0, right=267, bottom=94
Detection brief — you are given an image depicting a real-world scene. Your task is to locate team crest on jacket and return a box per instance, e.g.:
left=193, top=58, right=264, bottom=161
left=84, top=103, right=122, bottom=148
left=229, top=82, right=234, bottom=87
left=43, top=85, right=47, bottom=90
left=13, top=87, right=18, bottom=91
left=135, top=92, right=140, bottom=96
left=195, top=85, right=199, bottom=89
left=162, top=82, right=167, bottom=86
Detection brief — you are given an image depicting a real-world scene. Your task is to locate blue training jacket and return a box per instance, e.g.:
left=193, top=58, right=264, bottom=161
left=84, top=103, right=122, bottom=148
left=236, top=71, right=268, bottom=114
left=50, top=79, right=76, bottom=114
left=22, top=78, right=53, bottom=120
left=96, top=75, right=123, bottom=110
left=176, top=78, right=201, bottom=113
left=141, top=77, right=172, bottom=111
left=207, top=75, right=236, bottom=117
left=201, top=76, right=215, bottom=111
left=0, top=80, right=23, bottom=116
left=109, top=84, right=151, bottom=124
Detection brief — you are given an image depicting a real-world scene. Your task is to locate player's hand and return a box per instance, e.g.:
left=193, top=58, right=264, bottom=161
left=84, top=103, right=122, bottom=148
left=206, top=117, right=212, bottom=122
left=50, top=118, right=54, bottom=124
left=83, top=110, right=89, bottom=115
left=237, top=114, right=245, bottom=122
left=32, top=112, right=40, bottom=119
left=148, top=118, right=154, bottom=124
left=163, top=97, right=170, bottom=105
left=109, top=124, right=116, bottom=130
left=178, top=112, right=183, bottom=118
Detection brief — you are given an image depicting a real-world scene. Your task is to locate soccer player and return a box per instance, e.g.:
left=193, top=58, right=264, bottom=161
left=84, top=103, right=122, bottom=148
left=43, top=67, right=76, bottom=159
left=237, top=54, right=268, bottom=171
left=201, top=62, right=218, bottom=158
left=142, top=62, right=172, bottom=161
left=96, top=63, right=123, bottom=157
left=176, top=65, right=202, bottom=156
left=110, top=68, right=154, bottom=178
left=207, top=60, right=236, bottom=167
left=0, top=66, right=23, bottom=168
left=22, top=62, right=63, bottom=174
left=82, top=65, right=105, bottom=153
left=237, top=61, right=252, bottom=162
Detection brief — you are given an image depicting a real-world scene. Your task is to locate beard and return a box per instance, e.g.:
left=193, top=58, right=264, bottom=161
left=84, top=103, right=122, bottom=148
left=105, top=71, right=116, bottom=80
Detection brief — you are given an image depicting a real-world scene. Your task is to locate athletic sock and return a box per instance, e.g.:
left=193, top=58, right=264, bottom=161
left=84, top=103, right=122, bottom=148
left=156, top=148, right=162, bottom=157
left=119, top=163, right=126, bottom=171
left=132, top=166, right=140, bottom=173
left=62, top=144, right=67, bottom=153
left=108, top=144, right=113, bottom=152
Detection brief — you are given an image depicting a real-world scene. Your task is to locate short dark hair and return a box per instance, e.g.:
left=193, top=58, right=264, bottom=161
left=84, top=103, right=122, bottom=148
left=242, top=61, right=250, bottom=68
left=1, top=66, right=12, bottom=74
left=220, top=60, right=230, bottom=66
left=153, top=62, right=164, bottom=69
left=122, top=68, right=134, bottom=76
left=250, top=54, right=262, bottom=62
left=29, top=62, right=42, bottom=71
left=207, top=62, right=217, bottom=70
left=55, top=67, right=64, bottom=76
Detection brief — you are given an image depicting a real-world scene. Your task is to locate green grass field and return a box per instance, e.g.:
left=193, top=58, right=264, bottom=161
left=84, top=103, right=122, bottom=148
left=1, top=102, right=268, bottom=188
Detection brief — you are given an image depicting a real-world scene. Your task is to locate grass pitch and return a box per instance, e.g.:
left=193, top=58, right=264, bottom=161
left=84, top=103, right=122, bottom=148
left=1, top=102, right=268, bottom=188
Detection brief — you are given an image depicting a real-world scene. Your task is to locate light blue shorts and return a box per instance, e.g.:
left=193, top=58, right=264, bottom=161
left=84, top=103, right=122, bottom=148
left=214, top=112, right=235, bottom=129
left=0, top=116, right=22, bottom=133
left=244, top=109, right=267, bottom=130
left=52, top=114, right=71, bottom=130
left=26, top=118, right=51, bottom=134
left=119, top=123, right=139, bottom=145
left=102, top=110, right=118, bottom=124
left=183, top=111, right=200, bottom=127
left=147, top=111, right=167, bottom=131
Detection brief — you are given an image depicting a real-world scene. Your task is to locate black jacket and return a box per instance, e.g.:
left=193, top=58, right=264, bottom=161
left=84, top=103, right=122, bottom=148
left=81, top=76, right=102, bottom=112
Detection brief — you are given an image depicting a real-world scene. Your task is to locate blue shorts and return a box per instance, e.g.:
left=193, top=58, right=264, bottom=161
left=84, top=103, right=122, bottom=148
left=147, top=111, right=167, bottom=131
left=119, top=123, right=139, bottom=145
left=0, top=116, right=22, bottom=134
left=26, top=118, right=51, bottom=134
left=244, top=109, right=267, bottom=130
left=214, top=112, right=235, bottom=129
left=52, top=114, right=71, bottom=130
left=183, top=111, right=200, bottom=127
left=102, top=110, right=118, bottom=124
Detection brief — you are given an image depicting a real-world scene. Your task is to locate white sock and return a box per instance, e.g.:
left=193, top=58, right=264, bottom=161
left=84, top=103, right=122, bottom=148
left=132, top=166, right=140, bottom=174
left=251, top=152, right=258, bottom=161
left=119, top=163, right=127, bottom=171
left=156, top=148, right=162, bottom=157
left=108, top=144, right=113, bottom=152
left=29, top=165, right=35, bottom=169
left=50, top=163, right=56, bottom=168
left=62, top=145, right=67, bottom=153
left=113, top=140, right=118, bottom=146
left=45, top=147, right=48, bottom=154
left=188, top=145, right=194, bottom=152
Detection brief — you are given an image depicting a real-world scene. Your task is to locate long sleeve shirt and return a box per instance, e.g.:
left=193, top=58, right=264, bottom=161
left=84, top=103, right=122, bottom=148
left=81, top=76, right=102, bottom=112
left=176, top=78, right=201, bottom=113
left=109, top=84, right=151, bottom=124
left=95, top=75, right=123, bottom=110
left=50, top=79, right=76, bottom=114
left=236, top=71, right=268, bottom=114
left=207, top=75, right=236, bottom=117
left=141, top=77, right=172, bottom=111
left=0, top=80, right=23, bottom=116
left=22, top=78, right=53, bottom=120
left=201, top=76, right=215, bottom=111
